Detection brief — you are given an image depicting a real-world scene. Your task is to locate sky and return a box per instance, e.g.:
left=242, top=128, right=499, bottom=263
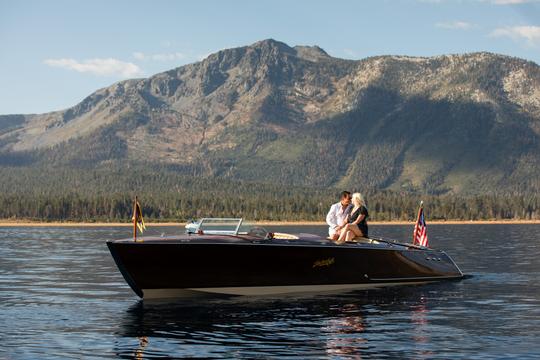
left=1, top=0, right=540, bottom=115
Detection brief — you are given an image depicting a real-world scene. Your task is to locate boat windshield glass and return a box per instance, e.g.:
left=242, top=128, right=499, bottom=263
left=198, top=218, right=243, bottom=235
left=193, top=218, right=269, bottom=237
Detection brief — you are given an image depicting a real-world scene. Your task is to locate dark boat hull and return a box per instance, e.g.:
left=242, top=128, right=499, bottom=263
left=107, top=236, right=463, bottom=298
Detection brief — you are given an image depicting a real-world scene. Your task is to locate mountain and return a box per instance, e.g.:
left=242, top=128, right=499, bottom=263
left=1, top=39, right=540, bottom=195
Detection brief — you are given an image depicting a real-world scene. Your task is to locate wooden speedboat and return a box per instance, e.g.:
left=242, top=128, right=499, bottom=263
left=107, top=218, right=463, bottom=299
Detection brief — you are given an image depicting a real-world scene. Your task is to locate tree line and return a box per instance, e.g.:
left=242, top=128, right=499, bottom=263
left=0, top=165, right=538, bottom=222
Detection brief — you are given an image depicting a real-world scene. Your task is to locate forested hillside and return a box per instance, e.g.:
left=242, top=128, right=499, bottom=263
left=0, top=165, right=538, bottom=222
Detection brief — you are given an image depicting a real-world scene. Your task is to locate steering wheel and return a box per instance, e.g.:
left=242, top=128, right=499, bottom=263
left=247, top=227, right=269, bottom=238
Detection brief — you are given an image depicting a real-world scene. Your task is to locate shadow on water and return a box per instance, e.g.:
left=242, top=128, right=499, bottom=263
left=115, top=282, right=466, bottom=359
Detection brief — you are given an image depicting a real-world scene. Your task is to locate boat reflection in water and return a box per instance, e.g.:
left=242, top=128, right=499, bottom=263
left=116, top=285, right=450, bottom=358
left=410, top=297, right=434, bottom=358
left=107, top=218, right=464, bottom=299
left=323, top=303, right=367, bottom=358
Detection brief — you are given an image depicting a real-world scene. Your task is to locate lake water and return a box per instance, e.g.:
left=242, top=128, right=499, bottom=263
left=1, top=224, right=539, bottom=359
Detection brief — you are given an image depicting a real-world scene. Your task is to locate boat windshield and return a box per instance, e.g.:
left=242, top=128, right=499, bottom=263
left=198, top=218, right=244, bottom=235
left=189, top=218, right=269, bottom=238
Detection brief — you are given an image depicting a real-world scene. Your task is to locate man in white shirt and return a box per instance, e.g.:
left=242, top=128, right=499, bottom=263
left=326, top=191, right=352, bottom=240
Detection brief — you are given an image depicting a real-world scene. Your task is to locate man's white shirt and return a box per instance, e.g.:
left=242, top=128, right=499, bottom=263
left=326, top=202, right=352, bottom=236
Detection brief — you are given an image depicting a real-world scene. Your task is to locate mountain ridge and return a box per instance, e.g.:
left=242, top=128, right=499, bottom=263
left=1, top=39, right=540, bottom=194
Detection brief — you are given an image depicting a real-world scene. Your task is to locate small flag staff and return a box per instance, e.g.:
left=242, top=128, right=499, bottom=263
left=132, top=196, right=146, bottom=242
left=133, top=196, right=137, bottom=241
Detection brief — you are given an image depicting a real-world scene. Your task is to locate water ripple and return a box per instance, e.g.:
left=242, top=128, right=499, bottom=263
left=1, top=225, right=540, bottom=358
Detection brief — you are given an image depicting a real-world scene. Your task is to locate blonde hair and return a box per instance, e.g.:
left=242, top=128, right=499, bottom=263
left=352, top=192, right=365, bottom=207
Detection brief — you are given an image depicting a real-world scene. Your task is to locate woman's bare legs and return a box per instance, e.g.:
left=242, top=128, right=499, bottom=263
left=336, top=224, right=350, bottom=244
left=345, top=224, right=362, bottom=241
left=337, top=224, right=364, bottom=243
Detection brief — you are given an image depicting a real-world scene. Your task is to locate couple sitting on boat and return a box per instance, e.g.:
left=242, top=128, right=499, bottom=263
left=326, top=191, right=369, bottom=244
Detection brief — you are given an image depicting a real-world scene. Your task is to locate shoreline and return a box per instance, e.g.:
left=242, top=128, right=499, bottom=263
left=0, top=219, right=540, bottom=227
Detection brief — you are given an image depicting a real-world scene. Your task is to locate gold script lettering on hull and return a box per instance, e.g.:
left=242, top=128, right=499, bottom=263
left=313, top=257, right=335, bottom=268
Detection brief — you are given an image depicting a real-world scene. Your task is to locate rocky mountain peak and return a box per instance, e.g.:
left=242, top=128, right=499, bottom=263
left=293, top=45, right=331, bottom=62
left=250, top=38, right=295, bottom=54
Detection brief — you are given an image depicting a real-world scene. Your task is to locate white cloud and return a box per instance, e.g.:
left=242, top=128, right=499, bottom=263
left=133, top=52, right=145, bottom=60
left=343, top=49, right=358, bottom=58
left=490, top=0, right=539, bottom=4
left=160, top=40, right=173, bottom=48
left=419, top=0, right=539, bottom=4
left=197, top=53, right=211, bottom=61
left=132, top=51, right=187, bottom=62
left=490, top=25, right=540, bottom=45
left=44, top=58, right=143, bottom=78
left=436, top=21, right=475, bottom=30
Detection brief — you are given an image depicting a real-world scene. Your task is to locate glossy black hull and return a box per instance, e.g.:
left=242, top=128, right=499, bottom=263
left=107, top=234, right=463, bottom=298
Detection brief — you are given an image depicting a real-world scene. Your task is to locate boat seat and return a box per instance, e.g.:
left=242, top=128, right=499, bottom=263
left=272, top=232, right=299, bottom=240
left=346, top=236, right=372, bottom=244
left=327, top=236, right=374, bottom=244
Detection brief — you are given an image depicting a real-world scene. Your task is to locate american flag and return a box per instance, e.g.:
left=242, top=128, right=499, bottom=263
left=413, top=203, right=428, bottom=247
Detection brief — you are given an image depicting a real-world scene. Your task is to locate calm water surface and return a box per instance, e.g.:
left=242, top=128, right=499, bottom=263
left=1, top=224, right=539, bottom=359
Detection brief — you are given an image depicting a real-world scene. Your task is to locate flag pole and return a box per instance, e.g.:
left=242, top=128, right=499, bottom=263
left=133, top=196, right=138, bottom=242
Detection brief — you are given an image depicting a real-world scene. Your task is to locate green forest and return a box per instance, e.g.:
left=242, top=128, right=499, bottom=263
left=0, top=164, right=538, bottom=222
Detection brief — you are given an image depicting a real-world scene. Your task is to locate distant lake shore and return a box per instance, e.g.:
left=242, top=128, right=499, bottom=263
left=1, top=219, right=540, bottom=227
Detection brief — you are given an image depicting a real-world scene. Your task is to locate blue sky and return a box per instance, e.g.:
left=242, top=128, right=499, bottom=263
left=1, top=0, right=540, bottom=115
